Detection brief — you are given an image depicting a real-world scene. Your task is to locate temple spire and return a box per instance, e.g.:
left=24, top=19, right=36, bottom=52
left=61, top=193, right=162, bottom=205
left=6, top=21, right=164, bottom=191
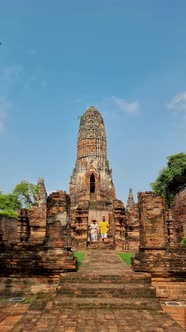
left=69, top=106, right=116, bottom=206
left=126, top=188, right=135, bottom=209
left=37, top=177, right=47, bottom=207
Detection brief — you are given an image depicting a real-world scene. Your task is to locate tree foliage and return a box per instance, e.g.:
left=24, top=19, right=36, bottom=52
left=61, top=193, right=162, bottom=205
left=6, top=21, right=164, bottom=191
left=0, top=192, right=21, bottom=218
left=12, top=180, right=39, bottom=208
left=151, top=153, right=186, bottom=207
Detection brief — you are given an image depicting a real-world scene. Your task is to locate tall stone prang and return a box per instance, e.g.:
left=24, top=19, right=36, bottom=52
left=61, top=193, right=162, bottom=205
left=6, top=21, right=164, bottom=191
left=126, top=188, right=135, bottom=209
left=70, top=106, right=116, bottom=207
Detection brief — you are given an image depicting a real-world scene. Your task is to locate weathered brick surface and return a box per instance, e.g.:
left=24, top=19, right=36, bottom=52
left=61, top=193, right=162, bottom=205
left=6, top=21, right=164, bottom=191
left=125, top=203, right=139, bottom=251
left=172, top=188, right=186, bottom=242
left=138, top=192, right=167, bottom=249
left=0, top=215, right=17, bottom=244
left=152, top=277, right=186, bottom=301
left=165, top=209, right=174, bottom=247
left=46, top=191, right=70, bottom=249
left=132, top=192, right=186, bottom=304
left=17, top=206, right=46, bottom=245
left=0, top=186, right=76, bottom=289
left=71, top=201, right=89, bottom=249
left=69, top=107, right=116, bottom=207
left=113, top=199, right=126, bottom=249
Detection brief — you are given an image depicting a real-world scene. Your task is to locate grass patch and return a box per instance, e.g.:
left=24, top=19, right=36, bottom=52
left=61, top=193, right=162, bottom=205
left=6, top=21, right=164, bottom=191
left=181, top=237, right=186, bottom=245
left=73, top=251, right=86, bottom=270
left=118, top=252, right=135, bottom=265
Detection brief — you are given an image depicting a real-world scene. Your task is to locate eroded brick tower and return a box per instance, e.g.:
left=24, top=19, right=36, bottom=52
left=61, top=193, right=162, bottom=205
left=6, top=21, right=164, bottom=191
left=70, top=106, right=116, bottom=207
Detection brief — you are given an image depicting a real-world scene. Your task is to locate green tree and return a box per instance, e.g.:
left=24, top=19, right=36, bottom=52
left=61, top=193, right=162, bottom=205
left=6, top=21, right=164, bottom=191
left=12, top=180, right=39, bottom=208
left=0, top=192, right=21, bottom=218
left=151, top=153, right=186, bottom=207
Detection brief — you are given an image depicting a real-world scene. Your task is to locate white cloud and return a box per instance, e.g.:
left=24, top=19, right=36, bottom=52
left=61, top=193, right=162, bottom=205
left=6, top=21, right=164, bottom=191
left=102, top=96, right=140, bottom=113
left=0, top=96, right=12, bottom=133
left=167, top=91, right=186, bottom=112
left=2, top=64, right=23, bottom=81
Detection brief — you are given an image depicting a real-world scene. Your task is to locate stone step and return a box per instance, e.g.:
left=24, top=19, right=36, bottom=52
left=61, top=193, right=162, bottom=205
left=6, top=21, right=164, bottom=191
left=57, top=283, right=156, bottom=298
left=87, top=241, right=115, bottom=250
left=59, top=272, right=152, bottom=284
left=54, top=296, right=161, bottom=310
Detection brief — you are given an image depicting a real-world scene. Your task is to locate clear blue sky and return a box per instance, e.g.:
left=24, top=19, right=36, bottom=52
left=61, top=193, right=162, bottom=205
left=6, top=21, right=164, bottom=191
left=0, top=0, right=186, bottom=203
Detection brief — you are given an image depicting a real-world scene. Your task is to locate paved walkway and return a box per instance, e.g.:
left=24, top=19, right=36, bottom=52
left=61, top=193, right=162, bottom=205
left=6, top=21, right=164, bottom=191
left=0, top=250, right=185, bottom=331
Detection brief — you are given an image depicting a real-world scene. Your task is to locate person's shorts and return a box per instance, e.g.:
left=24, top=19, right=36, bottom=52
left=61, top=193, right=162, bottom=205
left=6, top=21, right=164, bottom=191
left=101, top=233, right=107, bottom=239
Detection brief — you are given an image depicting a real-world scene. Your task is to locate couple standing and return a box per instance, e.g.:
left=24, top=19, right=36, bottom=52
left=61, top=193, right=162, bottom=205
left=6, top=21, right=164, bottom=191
left=89, top=216, right=109, bottom=242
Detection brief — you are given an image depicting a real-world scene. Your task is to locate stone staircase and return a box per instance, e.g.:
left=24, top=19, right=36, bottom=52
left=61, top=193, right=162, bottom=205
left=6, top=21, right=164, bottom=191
left=53, top=250, right=184, bottom=331
left=55, top=250, right=159, bottom=310
left=56, top=271, right=159, bottom=310
left=87, top=240, right=114, bottom=250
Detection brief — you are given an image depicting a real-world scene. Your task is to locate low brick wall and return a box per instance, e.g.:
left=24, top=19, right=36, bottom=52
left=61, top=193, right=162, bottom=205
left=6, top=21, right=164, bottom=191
left=0, top=276, right=59, bottom=295
left=152, top=277, right=186, bottom=302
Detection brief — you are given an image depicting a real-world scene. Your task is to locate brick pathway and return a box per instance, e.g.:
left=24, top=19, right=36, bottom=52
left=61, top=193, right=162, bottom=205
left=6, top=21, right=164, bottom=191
left=0, top=250, right=185, bottom=331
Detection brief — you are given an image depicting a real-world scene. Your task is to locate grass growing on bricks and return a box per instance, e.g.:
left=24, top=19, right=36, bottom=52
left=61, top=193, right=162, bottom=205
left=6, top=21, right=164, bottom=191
left=118, top=252, right=135, bottom=265
left=73, top=251, right=86, bottom=269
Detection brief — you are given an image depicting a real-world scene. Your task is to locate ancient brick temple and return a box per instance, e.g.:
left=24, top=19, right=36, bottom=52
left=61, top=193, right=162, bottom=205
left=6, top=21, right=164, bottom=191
left=69, top=106, right=126, bottom=248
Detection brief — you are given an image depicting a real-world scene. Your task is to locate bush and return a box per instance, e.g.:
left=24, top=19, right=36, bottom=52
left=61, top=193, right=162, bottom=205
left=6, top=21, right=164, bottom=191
left=0, top=209, right=18, bottom=218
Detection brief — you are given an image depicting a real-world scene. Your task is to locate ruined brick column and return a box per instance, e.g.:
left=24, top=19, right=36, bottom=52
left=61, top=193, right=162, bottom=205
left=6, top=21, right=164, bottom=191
left=132, top=192, right=169, bottom=275
left=17, top=209, right=30, bottom=244
left=138, top=192, right=167, bottom=250
left=45, top=191, right=70, bottom=249
left=113, top=200, right=125, bottom=249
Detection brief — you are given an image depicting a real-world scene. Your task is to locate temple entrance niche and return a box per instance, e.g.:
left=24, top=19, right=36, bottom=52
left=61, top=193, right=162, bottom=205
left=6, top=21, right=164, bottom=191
left=90, top=173, right=95, bottom=193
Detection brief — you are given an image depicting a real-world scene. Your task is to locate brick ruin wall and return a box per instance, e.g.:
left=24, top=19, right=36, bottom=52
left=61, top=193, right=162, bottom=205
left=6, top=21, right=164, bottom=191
left=132, top=192, right=186, bottom=302
left=17, top=206, right=46, bottom=246
left=0, top=191, right=76, bottom=295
